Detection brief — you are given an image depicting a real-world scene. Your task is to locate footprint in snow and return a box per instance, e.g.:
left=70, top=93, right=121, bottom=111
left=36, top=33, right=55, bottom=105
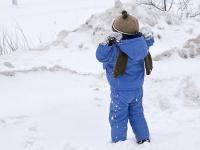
left=23, top=123, right=42, bottom=149
left=63, top=143, right=77, bottom=150
left=3, top=62, right=15, bottom=68
left=0, top=115, right=29, bottom=127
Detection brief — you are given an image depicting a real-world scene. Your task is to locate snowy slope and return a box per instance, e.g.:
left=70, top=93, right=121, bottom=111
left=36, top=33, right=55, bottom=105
left=0, top=0, right=200, bottom=150
left=0, top=0, right=116, bottom=47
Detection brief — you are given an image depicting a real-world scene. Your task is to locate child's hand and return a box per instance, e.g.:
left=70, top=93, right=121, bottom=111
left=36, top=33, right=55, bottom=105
left=102, top=32, right=122, bottom=45
left=141, top=27, right=154, bottom=47
left=140, top=27, right=153, bottom=39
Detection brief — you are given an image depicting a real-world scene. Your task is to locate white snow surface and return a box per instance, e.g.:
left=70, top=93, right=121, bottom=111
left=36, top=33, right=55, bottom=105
left=1, top=0, right=200, bottom=150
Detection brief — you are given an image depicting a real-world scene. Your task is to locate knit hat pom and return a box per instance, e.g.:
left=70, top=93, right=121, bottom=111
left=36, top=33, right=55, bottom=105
left=122, top=10, right=128, bottom=19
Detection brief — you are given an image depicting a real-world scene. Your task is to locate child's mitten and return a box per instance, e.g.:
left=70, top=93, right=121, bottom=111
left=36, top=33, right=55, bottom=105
left=102, top=32, right=122, bottom=45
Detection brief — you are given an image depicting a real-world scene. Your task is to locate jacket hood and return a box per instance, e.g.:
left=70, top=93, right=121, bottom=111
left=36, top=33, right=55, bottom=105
left=117, top=36, right=148, bottom=61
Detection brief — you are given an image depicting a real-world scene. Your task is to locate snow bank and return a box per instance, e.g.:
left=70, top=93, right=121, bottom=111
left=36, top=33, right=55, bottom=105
left=154, top=34, right=200, bottom=60
left=51, top=0, right=200, bottom=57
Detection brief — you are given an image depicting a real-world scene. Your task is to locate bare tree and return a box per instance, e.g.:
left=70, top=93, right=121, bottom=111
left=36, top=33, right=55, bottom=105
left=137, top=0, right=200, bottom=17
left=176, top=0, right=200, bottom=17
left=138, top=0, right=174, bottom=12
left=12, top=0, right=18, bottom=6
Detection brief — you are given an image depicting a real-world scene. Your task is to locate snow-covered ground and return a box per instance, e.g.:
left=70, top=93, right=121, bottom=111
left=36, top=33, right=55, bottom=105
left=0, top=0, right=200, bottom=150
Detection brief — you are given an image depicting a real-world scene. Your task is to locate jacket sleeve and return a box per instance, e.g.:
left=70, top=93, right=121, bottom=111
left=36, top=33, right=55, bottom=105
left=145, top=37, right=154, bottom=48
left=96, top=44, right=116, bottom=64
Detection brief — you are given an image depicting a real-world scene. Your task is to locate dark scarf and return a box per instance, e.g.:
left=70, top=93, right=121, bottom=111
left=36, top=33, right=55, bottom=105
left=113, top=32, right=153, bottom=78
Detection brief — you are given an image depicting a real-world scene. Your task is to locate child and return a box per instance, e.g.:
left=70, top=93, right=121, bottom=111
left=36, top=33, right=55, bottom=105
left=96, top=10, right=154, bottom=144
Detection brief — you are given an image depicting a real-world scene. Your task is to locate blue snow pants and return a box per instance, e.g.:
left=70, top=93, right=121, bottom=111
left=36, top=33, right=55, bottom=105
left=109, top=88, right=149, bottom=143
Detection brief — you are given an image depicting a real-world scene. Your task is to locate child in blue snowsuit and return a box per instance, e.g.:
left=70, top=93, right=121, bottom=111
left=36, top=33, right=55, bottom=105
left=96, top=11, right=154, bottom=144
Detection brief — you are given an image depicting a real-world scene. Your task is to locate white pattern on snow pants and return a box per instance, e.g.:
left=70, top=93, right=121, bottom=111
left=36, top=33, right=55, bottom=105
left=109, top=88, right=149, bottom=142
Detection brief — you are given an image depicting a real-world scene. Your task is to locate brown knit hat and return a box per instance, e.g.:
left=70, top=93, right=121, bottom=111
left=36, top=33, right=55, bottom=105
left=112, top=10, right=139, bottom=35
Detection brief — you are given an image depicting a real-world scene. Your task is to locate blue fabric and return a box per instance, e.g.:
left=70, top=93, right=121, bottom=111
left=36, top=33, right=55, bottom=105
left=121, top=32, right=143, bottom=40
left=96, top=34, right=154, bottom=142
left=109, top=88, right=149, bottom=142
left=145, top=37, right=154, bottom=47
left=96, top=35, right=154, bottom=91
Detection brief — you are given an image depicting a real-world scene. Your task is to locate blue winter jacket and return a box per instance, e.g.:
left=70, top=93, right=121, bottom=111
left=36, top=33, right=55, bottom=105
left=96, top=33, right=154, bottom=91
